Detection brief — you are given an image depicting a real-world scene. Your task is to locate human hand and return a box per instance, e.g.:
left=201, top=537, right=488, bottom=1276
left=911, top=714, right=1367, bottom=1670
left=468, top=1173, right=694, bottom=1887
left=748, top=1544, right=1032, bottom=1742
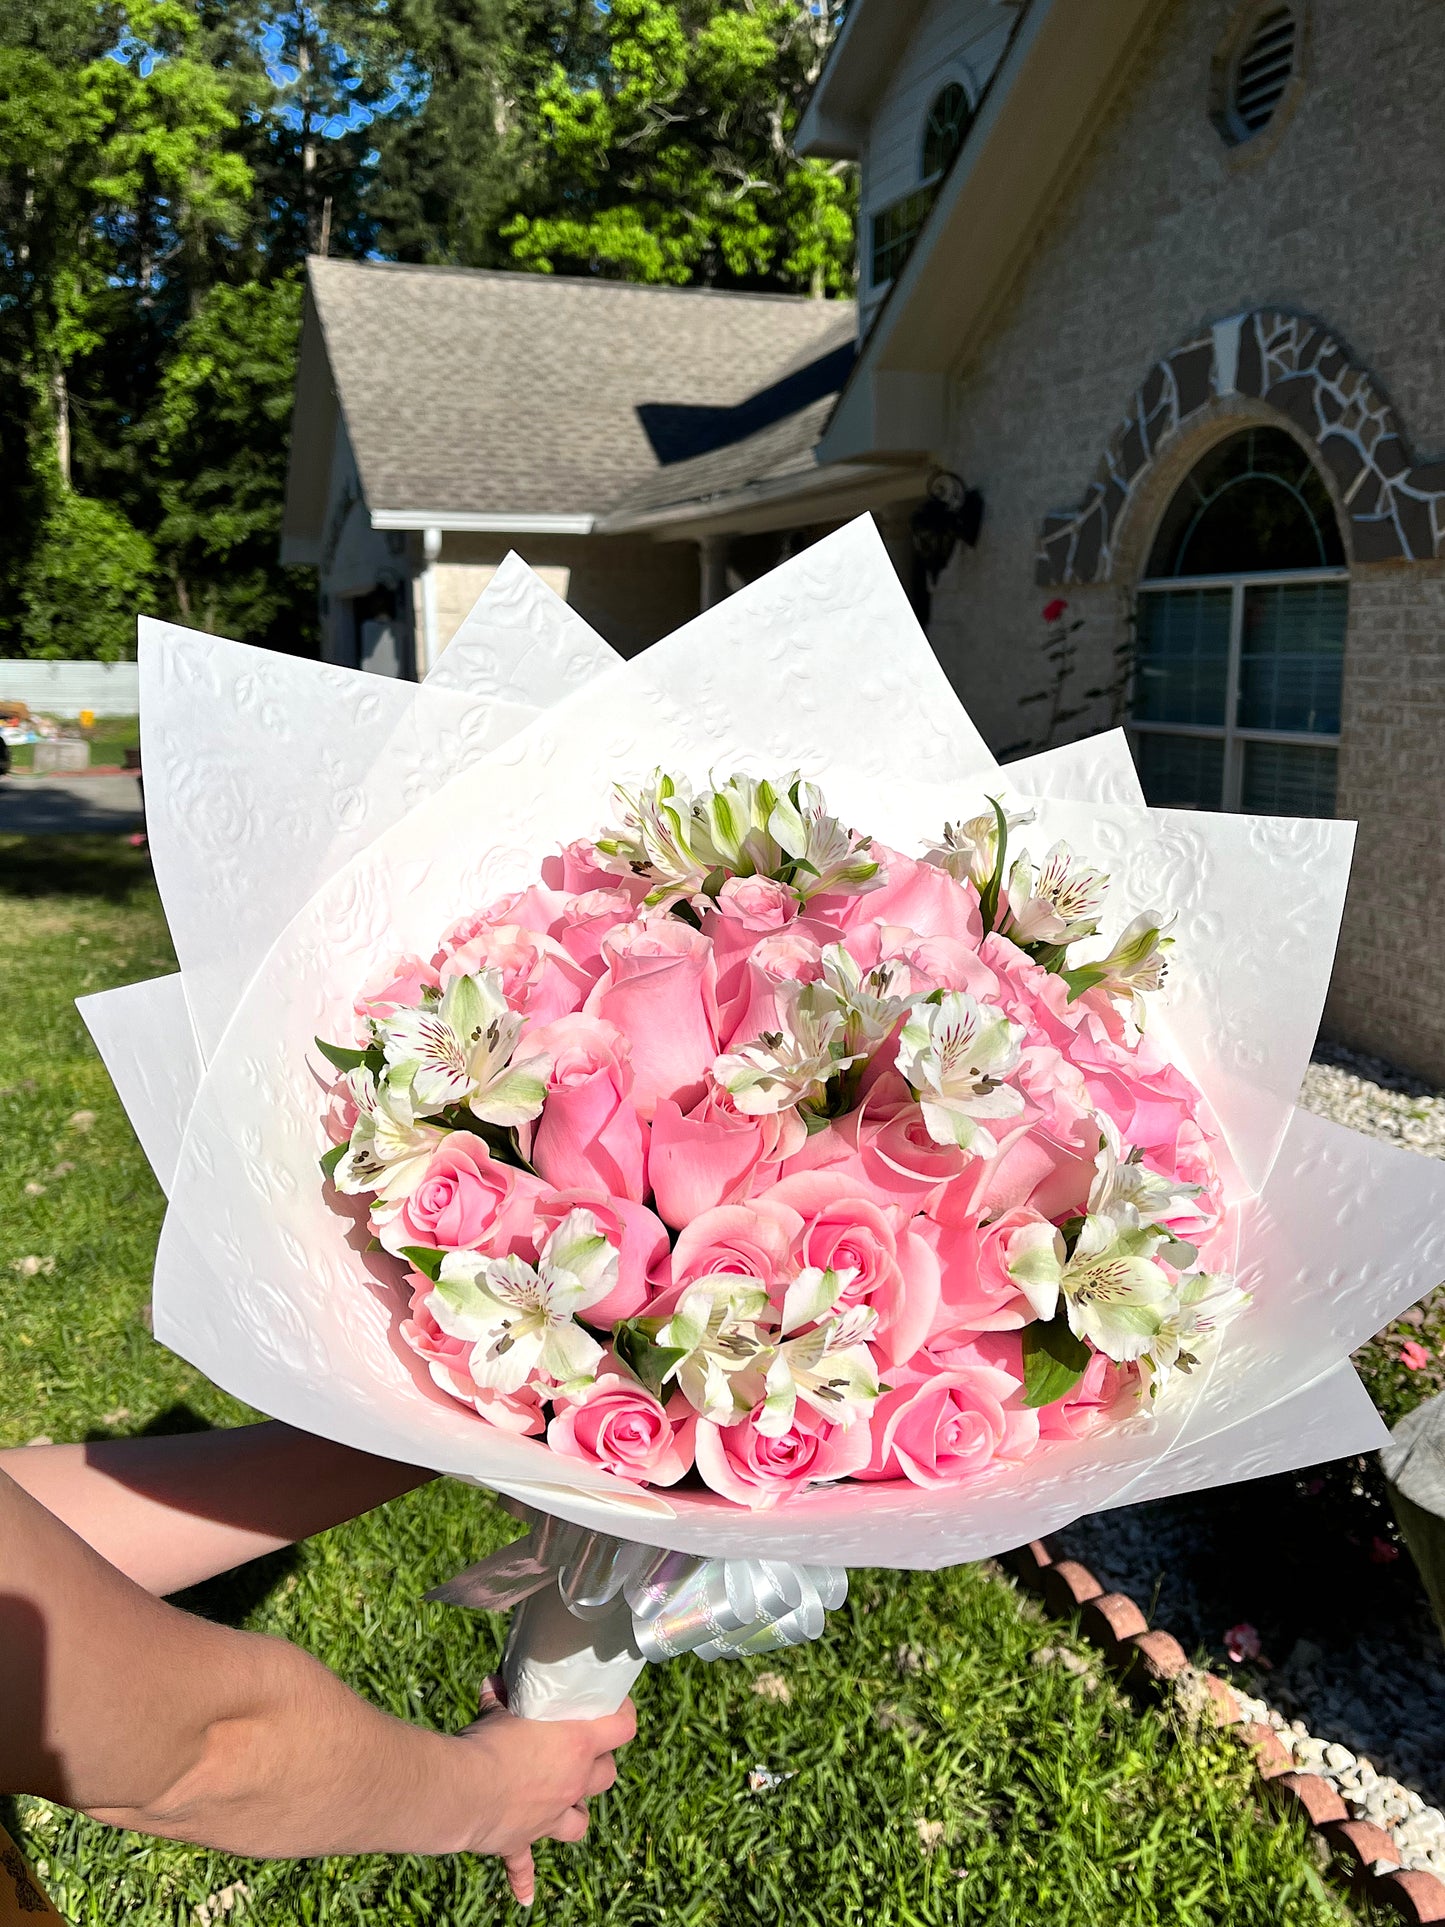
left=460, top=1675, right=636, bottom=1905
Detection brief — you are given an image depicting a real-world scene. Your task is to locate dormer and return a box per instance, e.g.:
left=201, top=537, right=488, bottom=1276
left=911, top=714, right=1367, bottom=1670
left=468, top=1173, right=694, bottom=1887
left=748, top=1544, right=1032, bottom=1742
left=798, top=1, right=1022, bottom=334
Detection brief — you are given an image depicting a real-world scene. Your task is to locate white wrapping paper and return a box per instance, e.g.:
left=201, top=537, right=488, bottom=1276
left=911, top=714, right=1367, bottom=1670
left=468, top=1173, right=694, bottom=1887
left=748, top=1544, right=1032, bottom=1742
left=85, top=517, right=1445, bottom=1587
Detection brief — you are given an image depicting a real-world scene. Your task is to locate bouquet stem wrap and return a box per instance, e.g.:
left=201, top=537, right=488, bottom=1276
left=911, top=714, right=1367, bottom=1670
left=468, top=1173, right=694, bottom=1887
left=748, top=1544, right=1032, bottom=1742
left=431, top=1509, right=847, bottom=1719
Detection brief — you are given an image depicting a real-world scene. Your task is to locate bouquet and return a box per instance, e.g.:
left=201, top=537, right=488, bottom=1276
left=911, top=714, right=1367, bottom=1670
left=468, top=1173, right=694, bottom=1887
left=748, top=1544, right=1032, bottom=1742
left=80, top=519, right=1445, bottom=1717
left=318, top=770, right=1239, bottom=1511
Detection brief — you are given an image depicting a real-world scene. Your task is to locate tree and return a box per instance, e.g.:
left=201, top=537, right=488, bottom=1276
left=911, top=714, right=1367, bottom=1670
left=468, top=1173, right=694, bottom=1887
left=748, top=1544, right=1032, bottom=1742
left=140, top=277, right=317, bottom=652
left=373, top=0, right=854, bottom=295
left=19, top=492, right=157, bottom=661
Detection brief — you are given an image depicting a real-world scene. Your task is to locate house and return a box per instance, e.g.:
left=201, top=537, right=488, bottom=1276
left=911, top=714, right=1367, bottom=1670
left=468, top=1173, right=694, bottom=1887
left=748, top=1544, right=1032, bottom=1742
left=280, top=260, right=906, bottom=674
left=794, top=0, right=1445, bottom=1083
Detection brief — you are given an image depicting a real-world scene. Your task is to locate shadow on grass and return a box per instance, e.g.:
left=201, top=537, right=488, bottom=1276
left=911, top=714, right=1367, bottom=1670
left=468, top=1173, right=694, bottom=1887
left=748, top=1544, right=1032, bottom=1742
left=0, top=835, right=154, bottom=904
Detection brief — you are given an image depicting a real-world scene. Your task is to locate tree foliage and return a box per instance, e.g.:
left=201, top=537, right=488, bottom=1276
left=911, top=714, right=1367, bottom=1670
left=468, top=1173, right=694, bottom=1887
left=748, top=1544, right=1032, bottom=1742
left=0, top=0, right=853, bottom=662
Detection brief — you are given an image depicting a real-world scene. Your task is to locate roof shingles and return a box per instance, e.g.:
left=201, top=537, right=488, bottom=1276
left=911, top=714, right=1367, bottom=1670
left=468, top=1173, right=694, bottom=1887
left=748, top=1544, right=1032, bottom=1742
left=308, top=258, right=856, bottom=520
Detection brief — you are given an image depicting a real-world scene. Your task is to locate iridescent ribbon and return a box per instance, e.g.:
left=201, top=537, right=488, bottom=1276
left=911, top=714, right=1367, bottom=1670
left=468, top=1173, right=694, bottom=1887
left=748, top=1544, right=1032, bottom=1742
left=427, top=1509, right=847, bottom=1664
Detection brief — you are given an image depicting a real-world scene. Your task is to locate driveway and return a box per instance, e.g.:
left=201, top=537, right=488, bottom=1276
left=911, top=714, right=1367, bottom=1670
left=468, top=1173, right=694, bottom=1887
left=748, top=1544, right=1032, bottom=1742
left=0, top=773, right=144, bottom=835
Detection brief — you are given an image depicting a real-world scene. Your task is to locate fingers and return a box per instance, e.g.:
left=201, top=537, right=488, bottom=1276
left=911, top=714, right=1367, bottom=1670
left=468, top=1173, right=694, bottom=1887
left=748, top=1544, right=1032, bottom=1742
left=585, top=1752, right=617, bottom=1798
left=545, top=1803, right=590, bottom=1845
left=503, top=1846, right=535, bottom=1908
left=477, top=1674, right=508, bottom=1718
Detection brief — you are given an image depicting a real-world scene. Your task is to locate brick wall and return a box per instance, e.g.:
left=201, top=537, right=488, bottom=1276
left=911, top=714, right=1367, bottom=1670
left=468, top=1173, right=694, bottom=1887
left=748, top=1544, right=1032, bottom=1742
left=926, top=0, right=1445, bottom=1079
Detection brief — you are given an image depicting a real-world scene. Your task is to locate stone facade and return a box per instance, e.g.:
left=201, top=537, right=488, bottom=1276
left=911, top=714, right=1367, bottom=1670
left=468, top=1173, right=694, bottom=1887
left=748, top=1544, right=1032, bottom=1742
left=927, top=0, right=1445, bottom=1080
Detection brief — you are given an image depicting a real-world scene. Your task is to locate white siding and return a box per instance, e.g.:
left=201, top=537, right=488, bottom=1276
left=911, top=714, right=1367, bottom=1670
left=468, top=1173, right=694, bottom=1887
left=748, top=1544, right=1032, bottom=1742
left=858, top=0, right=1017, bottom=326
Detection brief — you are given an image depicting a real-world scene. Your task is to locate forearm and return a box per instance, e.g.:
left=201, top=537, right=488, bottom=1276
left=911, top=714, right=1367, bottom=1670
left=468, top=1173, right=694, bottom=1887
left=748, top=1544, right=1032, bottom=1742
left=0, top=1424, right=433, bottom=1594
left=87, top=1625, right=488, bottom=1857
left=0, top=1470, right=486, bottom=1858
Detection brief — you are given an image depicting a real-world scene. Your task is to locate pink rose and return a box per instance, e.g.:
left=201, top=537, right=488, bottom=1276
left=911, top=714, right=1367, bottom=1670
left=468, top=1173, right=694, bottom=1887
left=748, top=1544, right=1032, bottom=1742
left=548, top=1369, right=696, bottom=1486
left=542, top=838, right=646, bottom=900
left=527, top=1015, right=649, bottom=1202
left=785, top=1074, right=969, bottom=1209
left=323, top=1083, right=359, bottom=1145
left=647, top=1088, right=806, bottom=1230
left=355, top=953, right=439, bottom=1022
left=398, top=1278, right=547, bottom=1435
left=583, top=920, right=720, bottom=1120
left=858, top=1361, right=1039, bottom=1486
left=766, top=1170, right=939, bottom=1364
left=669, top=1199, right=804, bottom=1295
left=702, top=877, right=804, bottom=1013
left=1036, top=1349, right=1130, bottom=1441
left=811, top=846, right=981, bottom=944
left=694, top=1403, right=872, bottom=1510
left=376, top=1133, right=539, bottom=1257
left=530, top=1187, right=670, bottom=1327
left=439, top=918, right=590, bottom=1025
left=922, top=1203, right=1054, bottom=1334
left=552, top=890, right=639, bottom=974
left=721, top=927, right=825, bottom=1047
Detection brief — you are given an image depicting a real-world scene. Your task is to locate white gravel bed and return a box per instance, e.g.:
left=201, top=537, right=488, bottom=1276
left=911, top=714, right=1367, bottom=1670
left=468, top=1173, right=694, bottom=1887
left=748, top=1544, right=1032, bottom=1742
left=1228, top=1682, right=1445, bottom=1878
left=1299, top=1044, right=1445, bottom=1158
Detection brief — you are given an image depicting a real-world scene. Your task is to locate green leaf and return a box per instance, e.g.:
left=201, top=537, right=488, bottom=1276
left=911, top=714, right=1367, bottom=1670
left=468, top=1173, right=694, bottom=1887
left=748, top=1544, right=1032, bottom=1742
left=977, top=796, right=1010, bottom=935
left=314, top=1036, right=379, bottom=1074
left=613, top=1318, right=687, bottom=1399
left=399, top=1245, right=445, bottom=1282
left=1060, top=963, right=1110, bottom=1003
left=318, top=1142, right=346, bottom=1180
left=1021, top=1314, right=1093, bottom=1409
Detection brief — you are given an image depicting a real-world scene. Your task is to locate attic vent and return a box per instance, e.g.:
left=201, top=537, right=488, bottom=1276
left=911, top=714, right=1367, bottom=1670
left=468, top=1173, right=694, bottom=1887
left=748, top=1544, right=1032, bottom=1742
left=1225, top=7, right=1298, bottom=141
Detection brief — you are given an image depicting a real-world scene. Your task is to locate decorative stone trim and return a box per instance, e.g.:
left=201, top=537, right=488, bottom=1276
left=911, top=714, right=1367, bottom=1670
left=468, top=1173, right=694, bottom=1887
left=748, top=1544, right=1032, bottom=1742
left=1003, top=1536, right=1445, bottom=1923
left=1035, top=309, right=1445, bottom=584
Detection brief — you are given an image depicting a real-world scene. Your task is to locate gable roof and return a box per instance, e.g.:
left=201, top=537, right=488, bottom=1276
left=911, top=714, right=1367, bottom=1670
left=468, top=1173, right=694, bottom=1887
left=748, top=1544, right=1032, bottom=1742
left=815, top=0, right=1165, bottom=467
left=795, top=0, right=937, bottom=158
left=282, top=259, right=856, bottom=551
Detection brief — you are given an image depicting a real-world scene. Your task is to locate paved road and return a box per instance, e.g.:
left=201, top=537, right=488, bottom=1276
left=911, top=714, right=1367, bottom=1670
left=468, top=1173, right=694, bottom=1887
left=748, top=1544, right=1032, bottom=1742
left=0, top=773, right=144, bottom=835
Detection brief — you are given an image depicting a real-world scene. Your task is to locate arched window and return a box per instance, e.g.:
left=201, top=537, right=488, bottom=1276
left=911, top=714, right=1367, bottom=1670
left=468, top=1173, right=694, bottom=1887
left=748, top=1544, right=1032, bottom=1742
left=922, top=83, right=972, bottom=182
left=1131, top=427, right=1347, bottom=817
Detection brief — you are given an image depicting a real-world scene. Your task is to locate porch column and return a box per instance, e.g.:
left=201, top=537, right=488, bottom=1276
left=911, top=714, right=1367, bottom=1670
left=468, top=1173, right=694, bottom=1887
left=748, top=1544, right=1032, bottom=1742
left=697, top=532, right=730, bottom=612
left=415, top=525, right=442, bottom=678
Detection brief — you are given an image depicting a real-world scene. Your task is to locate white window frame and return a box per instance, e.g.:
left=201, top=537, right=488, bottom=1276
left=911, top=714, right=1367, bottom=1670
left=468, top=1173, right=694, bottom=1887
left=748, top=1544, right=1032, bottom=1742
left=1130, top=564, right=1348, bottom=812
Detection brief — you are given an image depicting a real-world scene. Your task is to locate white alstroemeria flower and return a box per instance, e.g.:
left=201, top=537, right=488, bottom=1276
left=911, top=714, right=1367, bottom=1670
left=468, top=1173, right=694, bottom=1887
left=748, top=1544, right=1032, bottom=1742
left=595, top=769, right=713, bottom=903
left=820, top=942, right=916, bottom=1052
left=655, top=1275, right=772, bottom=1424
left=425, top=1208, right=617, bottom=1394
left=332, top=1066, right=445, bottom=1201
left=767, top=780, right=879, bottom=899
left=757, top=1265, right=879, bottom=1436
left=895, top=990, right=1026, bottom=1155
left=1005, top=841, right=1110, bottom=947
left=1089, top=1115, right=1206, bottom=1229
left=1073, top=911, right=1175, bottom=1028
left=923, top=804, right=1035, bottom=889
left=377, top=969, right=549, bottom=1124
left=696, top=771, right=791, bottom=879
left=713, top=979, right=855, bottom=1116
left=1005, top=1211, right=1179, bottom=1363
left=1145, top=1271, right=1249, bottom=1396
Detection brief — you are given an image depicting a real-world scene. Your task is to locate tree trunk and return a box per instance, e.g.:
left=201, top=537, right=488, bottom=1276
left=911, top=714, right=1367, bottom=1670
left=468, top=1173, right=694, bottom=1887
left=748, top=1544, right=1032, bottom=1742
left=51, top=364, right=70, bottom=487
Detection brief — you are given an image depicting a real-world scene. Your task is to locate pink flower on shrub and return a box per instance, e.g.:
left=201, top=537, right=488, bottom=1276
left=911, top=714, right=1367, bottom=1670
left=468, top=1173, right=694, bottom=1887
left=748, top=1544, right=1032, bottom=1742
left=1402, top=1339, right=1432, bottom=1370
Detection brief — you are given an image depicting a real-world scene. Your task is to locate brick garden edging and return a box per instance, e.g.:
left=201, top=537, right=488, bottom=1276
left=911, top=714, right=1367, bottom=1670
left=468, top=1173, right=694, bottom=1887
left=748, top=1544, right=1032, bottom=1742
left=1003, top=1539, right=1445, bottom=1925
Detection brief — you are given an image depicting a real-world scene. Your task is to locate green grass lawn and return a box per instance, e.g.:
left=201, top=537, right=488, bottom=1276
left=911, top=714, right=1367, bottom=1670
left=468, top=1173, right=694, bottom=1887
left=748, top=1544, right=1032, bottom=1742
left=5, top=715, right=139, bottom=771
left=0, top=834, right=1362, bottom=1926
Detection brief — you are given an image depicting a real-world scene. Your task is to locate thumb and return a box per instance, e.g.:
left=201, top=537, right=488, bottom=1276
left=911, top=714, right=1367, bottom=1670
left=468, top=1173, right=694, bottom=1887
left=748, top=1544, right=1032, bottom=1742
left=504, top=1845, right=536, bottom=1908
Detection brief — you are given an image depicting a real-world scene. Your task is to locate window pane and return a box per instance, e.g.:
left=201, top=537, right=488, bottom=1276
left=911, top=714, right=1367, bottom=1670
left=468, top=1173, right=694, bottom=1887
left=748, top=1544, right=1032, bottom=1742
left=1134, top=589, right=1232, bottom=725
left=870, top=186, right=938, bottom=286
left=1240, top=741, right=1337, bottom=817
left=1238, top=582, right=1347, bottom=733
left=1133, top=732, right=1225, bottom=809
left=1146, top=426, right=1345, bottom=577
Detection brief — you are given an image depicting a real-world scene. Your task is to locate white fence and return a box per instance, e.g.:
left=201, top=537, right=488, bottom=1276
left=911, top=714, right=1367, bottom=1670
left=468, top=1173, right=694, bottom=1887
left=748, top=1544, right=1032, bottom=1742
left=0, top=660, right=140, bottom=717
